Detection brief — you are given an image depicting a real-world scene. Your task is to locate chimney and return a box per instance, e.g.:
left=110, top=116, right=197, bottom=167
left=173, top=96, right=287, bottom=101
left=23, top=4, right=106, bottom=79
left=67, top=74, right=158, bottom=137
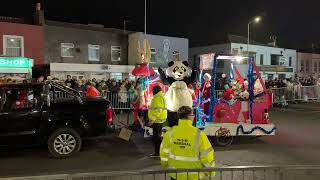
left=34, top=2, right=44, bottom=25
left=267, top=35, right=277, bottom=47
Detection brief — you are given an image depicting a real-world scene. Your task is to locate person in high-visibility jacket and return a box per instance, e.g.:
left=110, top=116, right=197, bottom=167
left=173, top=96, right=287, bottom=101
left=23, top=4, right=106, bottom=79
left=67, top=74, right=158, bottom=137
left=160, top=106, right=215, bottom=180
left=148, top=86, right=167, bottom=156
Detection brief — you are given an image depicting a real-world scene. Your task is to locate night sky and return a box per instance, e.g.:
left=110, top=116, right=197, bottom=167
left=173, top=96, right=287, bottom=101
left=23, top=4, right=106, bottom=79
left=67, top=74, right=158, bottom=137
left=2, top=0, right=320, bottom=49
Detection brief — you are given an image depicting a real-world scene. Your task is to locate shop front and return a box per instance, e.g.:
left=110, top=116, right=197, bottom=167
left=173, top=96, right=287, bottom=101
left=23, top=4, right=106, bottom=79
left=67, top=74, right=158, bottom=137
left=0, top=57, right=33, bottom=83
left=258, top=65, right=294, bottom=80
left=50, top=63, right=136, bottom=81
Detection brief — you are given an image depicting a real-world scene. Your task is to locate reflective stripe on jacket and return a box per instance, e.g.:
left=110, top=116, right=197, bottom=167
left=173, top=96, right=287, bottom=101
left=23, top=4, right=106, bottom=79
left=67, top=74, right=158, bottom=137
left=160, top=119, right=215, bottom=180
left=148, top=91, right=167, bottom=123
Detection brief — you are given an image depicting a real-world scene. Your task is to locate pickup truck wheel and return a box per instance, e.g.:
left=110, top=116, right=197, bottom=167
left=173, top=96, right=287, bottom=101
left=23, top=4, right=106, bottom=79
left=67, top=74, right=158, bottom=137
left=48, top=128, right=82, bottom=158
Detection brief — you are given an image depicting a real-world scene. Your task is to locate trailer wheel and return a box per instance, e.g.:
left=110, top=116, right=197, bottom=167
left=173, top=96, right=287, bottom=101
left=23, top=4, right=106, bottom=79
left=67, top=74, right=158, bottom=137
left=215, top=136, right=234, bottom=146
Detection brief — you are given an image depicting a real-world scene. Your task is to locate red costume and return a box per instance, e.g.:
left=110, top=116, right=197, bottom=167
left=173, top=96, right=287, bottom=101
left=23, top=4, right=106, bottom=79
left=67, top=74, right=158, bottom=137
left=201, top=73, right=211, bottom=116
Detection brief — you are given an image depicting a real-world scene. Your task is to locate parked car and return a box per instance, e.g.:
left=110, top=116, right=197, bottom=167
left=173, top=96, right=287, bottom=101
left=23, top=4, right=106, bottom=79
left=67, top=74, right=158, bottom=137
left=0, top=81, right=113, bottom=158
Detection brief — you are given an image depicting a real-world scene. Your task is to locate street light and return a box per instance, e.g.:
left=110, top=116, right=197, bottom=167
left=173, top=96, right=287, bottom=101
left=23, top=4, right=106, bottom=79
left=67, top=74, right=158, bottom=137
left=247, top=16, right=261, bottom=55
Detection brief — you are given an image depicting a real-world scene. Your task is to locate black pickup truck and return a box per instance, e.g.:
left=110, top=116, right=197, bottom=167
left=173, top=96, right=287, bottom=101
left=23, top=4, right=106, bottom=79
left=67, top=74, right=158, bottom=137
left=0, top=81, right=113, bottom=158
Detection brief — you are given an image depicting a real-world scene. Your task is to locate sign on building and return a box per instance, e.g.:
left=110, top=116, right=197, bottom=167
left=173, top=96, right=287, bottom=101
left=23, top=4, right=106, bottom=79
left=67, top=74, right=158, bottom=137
left=200, top=53, right=215, bottom=70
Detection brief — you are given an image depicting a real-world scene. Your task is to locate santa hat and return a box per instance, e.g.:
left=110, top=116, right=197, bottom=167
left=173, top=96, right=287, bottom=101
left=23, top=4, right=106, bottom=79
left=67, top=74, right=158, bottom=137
left=204, top=73, right=211, bottom=80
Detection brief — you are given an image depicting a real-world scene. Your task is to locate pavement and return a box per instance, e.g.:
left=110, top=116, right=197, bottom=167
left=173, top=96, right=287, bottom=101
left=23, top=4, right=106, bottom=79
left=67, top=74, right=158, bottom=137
left=0, top=104, right=320, bottom=178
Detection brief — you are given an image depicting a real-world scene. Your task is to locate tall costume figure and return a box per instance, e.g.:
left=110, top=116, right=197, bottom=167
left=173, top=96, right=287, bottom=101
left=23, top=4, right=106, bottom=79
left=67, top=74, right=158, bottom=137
left=158, top=56, right=197, bottom=127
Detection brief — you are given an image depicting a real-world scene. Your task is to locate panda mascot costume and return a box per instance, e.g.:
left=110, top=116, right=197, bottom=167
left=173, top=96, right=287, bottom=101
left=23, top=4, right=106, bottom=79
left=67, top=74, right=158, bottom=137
left=158, top=56, right=197, bottom=127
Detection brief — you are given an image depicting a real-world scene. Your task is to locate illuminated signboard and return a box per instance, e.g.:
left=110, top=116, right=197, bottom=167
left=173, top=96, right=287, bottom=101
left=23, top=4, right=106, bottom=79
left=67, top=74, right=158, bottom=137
left=0, top=57, right=33, bottom=68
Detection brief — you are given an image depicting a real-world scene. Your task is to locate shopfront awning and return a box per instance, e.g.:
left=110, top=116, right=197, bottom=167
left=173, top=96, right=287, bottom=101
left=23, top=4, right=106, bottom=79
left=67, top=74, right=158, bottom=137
left=50, top=63, right=135, bottom=73
left=0, top=68, right=29, bottom=73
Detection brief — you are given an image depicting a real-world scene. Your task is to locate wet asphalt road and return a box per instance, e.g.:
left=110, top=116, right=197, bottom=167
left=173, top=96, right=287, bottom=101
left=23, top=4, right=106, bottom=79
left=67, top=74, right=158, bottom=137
left=0, top=103, right=320, bottom=178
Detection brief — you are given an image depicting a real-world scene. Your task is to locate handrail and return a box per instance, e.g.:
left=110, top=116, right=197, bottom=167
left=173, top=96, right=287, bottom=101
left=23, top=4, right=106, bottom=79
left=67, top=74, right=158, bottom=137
left=2, top=165, right=320, bottom=179
left=46, top=81, right=83, bottom=104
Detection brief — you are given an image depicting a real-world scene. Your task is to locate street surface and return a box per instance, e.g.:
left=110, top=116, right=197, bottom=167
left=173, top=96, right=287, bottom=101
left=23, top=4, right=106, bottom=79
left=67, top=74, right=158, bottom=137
left=0, top=103, right=320, bottom=178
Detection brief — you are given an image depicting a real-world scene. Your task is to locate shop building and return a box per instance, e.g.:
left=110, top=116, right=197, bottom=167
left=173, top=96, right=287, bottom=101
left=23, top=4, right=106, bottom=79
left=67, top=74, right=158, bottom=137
left=128, top=32, right=189, bottom=68
left=297, top=52, right=320, bottom=78
left=44, top=20, right=130, bottom=80
left=189, top=35, right=297, bottom=80
left=0, top=57, right=33, bottom=83
left=45, top=21, right=189, bottom=81
left=0, top=17, right=44, bottom=81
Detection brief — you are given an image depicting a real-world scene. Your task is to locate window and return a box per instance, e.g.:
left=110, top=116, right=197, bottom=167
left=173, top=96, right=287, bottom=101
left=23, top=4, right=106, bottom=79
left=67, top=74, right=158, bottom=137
left=61, top=43, right=74, bottom=57
left=260, top=54, right=264, bottom=65
left=314, top=62, right=318, bottom=72
left=3, top=89, right=36, bottom=111
left=111, top=46, right=121, bottom=61
left=232, top=48, right=239, bottom=55
left=129, top=74, right=136, bottom=81
left=88, top=44, right=100, bottom=61
left=267, top=74, right=274, bottom=80
left=289, top=57, right=292, bottom=67
left=150, top=48, right=156, bottom=63
left=270, top=54, right=280, bottom=65
left=301, top=60, right=304, bottom=71
left=278, top=74, right=286, bottom=80
left=3, top=35, right=24, bottom=57
left=306, top=61, right=309, bottom=72
left=110, top=72, right=122, bottom=80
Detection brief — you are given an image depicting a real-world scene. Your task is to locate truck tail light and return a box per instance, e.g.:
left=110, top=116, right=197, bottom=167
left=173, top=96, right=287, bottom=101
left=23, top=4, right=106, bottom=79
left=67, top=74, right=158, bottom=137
left=106, top=107, right=113, bottom=124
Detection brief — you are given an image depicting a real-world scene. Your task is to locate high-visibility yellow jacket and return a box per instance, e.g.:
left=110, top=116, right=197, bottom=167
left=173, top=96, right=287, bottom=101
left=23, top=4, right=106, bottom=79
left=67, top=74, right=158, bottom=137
left=160, top=119, right=215, bottom=180
left=148, top=91, right=167, bottom=123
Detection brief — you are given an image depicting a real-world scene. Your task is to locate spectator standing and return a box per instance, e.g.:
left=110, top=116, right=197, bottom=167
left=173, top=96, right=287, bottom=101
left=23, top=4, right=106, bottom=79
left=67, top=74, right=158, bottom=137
left=65, top=75, right=75, bottom=88
left=127, top=83, right=136, bottom=102
left=74, top=80, right=86, bottom=94
left=85, top=82, right=100, bottom=97
left=119, top=82, right=128, bottom=108
left=109, top=80, right=119, bottom=93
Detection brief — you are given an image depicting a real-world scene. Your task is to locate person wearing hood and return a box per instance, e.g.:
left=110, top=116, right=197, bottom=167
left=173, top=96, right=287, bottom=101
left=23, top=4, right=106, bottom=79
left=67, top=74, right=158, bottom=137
left=148, top=86, right=167, bottom=156
left=85, top=82, right=100, bottom=97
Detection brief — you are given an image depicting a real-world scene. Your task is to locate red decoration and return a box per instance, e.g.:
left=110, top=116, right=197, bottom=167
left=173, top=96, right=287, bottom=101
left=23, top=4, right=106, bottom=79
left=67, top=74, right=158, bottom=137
left=132, top=63, right=155, bottom=77
left=222, top=88, right=234, bottom=101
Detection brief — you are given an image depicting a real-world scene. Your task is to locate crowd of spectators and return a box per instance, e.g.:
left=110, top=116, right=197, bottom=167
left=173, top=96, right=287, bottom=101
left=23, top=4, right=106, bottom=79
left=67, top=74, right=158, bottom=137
left=57, top=75, right=138, bottom=97
left=265, top=76, right=319, bottom=89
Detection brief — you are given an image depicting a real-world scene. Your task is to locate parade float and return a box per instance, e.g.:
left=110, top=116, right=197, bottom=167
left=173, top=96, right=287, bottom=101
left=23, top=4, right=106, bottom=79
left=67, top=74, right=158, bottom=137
left=196, top=54, right=276, bottom=146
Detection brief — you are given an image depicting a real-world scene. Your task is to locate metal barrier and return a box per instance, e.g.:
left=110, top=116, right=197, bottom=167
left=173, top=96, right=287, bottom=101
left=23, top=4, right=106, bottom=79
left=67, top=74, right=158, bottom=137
left=271, top=85, right=320, bottom=104
left=2, top=165, right=320, bottom=180
left=52, top=85, right=320, bottom=110
left=52, top=91, right=134, bottom=110
left=105, top=91, right=134, bottom=110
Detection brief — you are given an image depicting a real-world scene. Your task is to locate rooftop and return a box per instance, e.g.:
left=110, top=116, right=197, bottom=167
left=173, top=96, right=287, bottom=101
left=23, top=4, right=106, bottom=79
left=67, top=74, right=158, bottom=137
left=227, top=34, right=265, bottom=46
left=45, top=20, right=134, bottom=35
left=0, top=16, right=27, bottom=24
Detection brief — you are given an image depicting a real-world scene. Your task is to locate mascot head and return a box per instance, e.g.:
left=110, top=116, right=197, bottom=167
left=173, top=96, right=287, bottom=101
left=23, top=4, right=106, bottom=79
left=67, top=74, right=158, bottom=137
left=166, top=59, right=191, bottom=81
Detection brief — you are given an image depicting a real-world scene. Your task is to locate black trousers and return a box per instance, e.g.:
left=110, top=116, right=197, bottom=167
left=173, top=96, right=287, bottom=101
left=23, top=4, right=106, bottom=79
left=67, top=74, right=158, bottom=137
left=167, top=111, right=178, bottom=127
left=152, top=123, right=163, bottom=154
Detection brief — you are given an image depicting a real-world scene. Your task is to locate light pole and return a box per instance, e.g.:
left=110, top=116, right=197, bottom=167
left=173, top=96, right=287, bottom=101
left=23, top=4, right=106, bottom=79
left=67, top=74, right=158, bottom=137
left=144, top=0, right=147, bottom=37
left=247, top=16, right=261, bottom=55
